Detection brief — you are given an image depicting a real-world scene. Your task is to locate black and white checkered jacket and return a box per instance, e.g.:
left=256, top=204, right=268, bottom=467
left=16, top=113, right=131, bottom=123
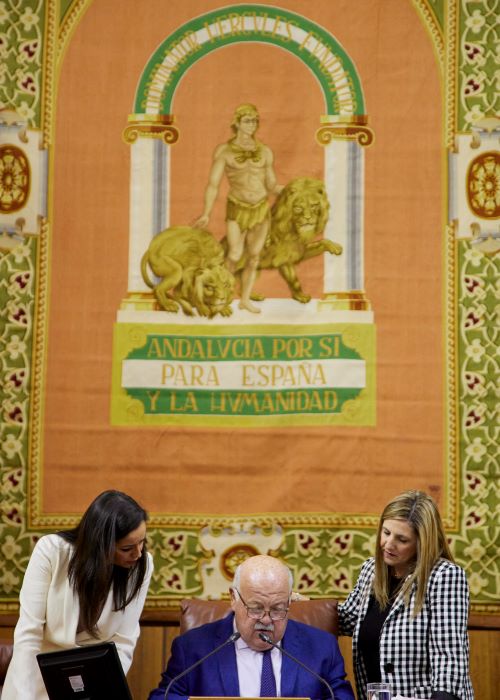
left=338, top=558, right=474, bottom=699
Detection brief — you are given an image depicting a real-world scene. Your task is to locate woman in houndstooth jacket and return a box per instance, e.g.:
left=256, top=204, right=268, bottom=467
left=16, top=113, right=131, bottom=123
left=338, top=491, right=474, bottom=700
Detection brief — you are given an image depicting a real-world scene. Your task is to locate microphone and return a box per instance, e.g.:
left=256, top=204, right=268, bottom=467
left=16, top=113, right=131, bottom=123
left=164, top=631, right=240, bottom=699
left=258, top=632, right=335, bottom=700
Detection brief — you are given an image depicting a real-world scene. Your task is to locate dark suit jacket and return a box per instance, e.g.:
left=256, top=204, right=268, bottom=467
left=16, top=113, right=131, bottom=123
left=148, top=613, right=354, bottom=700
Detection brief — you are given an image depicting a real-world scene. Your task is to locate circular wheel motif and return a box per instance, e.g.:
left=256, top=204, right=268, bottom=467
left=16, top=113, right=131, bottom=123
left=0, top=144, right=30, bottom=213
left=220, top=544, right=260, bottom=580
left=467, top=152, right=500, bottom=219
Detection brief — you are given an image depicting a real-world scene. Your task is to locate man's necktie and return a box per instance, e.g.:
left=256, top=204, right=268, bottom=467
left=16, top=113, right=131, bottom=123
left=260, top=648, right=277, bottom=697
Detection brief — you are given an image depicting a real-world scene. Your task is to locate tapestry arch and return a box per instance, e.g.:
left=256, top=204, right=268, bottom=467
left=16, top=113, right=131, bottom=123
left=122, top=4, right=374, bottom=311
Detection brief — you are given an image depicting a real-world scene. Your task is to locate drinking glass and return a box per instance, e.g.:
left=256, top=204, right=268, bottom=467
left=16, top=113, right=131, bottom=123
left=366, top=682, right=392, bottom=700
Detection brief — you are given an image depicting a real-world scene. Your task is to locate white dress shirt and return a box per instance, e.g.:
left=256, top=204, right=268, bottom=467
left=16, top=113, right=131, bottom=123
left=234, top=629, right=282, bottom=697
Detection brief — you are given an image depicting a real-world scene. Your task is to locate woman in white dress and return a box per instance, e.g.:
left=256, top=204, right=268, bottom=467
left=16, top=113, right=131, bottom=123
left=3, top=490, right=154, bottom=699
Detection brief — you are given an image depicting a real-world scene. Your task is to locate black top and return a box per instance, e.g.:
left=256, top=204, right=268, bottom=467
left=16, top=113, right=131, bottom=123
left=358, top=575, right=401, bottom=683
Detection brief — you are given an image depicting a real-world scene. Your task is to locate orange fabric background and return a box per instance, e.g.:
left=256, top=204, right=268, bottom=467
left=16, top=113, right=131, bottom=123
left=42, top=0, right=444, bottom=516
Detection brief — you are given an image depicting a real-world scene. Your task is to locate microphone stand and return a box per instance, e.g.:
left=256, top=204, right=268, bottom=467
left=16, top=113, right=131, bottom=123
left=258, top=632, right=335, bottom=700
left=163, top=631, right=240, bottom=700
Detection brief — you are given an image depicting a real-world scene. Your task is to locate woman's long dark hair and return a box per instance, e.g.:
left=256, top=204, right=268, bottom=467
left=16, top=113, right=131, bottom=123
left=58, top=490, right=148, bottom=636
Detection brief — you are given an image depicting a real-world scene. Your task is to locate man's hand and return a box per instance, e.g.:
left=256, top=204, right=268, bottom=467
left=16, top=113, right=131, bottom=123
left=193, top=214, right=210, bottom=229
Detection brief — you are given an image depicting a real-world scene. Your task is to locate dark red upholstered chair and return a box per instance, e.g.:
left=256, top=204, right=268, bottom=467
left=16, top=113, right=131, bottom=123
left=179, top=598, right=339, bottom=636
left=0, top=639, right=14, bottom=690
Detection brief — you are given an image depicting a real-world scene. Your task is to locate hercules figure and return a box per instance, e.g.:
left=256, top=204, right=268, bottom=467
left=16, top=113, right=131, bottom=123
left=194, top=104, right=282, bottom=313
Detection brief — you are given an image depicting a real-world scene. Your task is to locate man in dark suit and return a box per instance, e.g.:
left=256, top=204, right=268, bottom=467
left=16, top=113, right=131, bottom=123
left=148, top=555, right=354, bottom=700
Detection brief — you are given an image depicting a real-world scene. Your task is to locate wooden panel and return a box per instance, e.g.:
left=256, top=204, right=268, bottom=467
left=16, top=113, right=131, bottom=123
left=127, top=626, right=167, bottom=699
left=128, top=625, right=181, bottom=698
left=338, top=636, right=356, bottom=693
left=469, top=629, right=500, bottom=700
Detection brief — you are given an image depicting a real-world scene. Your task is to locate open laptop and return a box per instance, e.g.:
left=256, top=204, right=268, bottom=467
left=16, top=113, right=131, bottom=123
left=37, top=641, right=132, bottom=699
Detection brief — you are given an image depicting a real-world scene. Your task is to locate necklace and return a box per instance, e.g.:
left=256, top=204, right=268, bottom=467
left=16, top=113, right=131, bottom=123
left=229, top=139, right=262, bottom=163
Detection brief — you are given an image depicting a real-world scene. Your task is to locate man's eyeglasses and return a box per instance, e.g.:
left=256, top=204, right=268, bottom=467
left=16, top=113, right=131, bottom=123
left=233, top=588, right=289, bottom=621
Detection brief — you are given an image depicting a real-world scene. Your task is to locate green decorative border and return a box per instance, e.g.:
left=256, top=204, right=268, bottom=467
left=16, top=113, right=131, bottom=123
left=0, top=0, right=44, bottom=127
left=0, top=0, right=498, bottom=613
left=453, top=243, right=499, bottom=604
left=134, top=4, right=365, bottom=115
left=0, top=235, right=37, bottom=603
left=412, top=0, right=445, bottom=67
left=458, top=0, right=500, bottom=130
left=428, top=0, right=445, bottom=30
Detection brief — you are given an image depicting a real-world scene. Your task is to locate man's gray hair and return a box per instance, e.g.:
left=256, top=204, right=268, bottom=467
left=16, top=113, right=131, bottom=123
left=232, top=559, right=293, bottom=592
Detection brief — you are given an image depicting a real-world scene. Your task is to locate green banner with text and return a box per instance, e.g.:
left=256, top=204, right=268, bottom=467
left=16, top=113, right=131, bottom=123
left=111, top=323, right=376, bottom=426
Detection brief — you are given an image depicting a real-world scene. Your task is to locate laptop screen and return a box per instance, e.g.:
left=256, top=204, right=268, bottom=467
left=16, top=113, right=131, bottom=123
left=37, top=641, right=132, bottom=700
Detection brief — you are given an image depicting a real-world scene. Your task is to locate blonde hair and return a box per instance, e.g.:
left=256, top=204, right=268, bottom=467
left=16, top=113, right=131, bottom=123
left=231, top=103, right=259, bottom=133
left=373, top=490, right=454, bottom=616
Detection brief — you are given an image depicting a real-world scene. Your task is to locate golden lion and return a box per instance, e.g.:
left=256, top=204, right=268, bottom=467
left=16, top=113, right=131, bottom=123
left=230, top=176, right=342, bottom=303
left=141, top=227, right=235, bottom=317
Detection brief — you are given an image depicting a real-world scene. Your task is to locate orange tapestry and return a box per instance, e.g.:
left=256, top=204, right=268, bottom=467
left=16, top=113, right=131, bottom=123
left=0, top=0, right=497, bottom=612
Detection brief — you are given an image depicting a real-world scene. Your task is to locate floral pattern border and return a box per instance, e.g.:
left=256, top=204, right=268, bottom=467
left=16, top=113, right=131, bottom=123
left=0, top=0, right=498, bottom=613
left=459, top=0, right=500, bottom=129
